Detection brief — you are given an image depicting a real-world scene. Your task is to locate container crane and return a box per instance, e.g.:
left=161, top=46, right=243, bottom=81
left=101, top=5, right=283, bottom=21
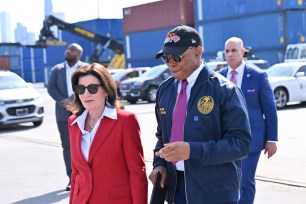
left=36, top=15, right=124, bottom=64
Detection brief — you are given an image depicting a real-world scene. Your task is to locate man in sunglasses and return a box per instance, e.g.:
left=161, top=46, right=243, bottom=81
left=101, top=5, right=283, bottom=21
left=149, top=25, right=252, bottom=204
left=47, top=43, right=88, bottom=191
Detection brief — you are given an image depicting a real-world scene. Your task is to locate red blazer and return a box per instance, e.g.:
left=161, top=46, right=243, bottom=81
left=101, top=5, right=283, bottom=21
left=68, top=109, right=148, bottom=204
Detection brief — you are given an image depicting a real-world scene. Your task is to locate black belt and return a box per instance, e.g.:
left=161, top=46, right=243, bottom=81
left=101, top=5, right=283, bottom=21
left=176, top=170, right=184, bottom=177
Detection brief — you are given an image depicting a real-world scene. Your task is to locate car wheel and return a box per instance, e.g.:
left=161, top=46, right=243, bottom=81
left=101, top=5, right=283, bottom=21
left=274, top=88, right=288, bottom=109
left=146, top=87, right=157, bottom=103
left=33, top=120, right=43, bottom=127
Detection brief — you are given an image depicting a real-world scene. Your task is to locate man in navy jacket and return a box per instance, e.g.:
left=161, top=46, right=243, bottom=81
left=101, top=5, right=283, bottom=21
left=219, top=37, right=278, bottom=204
left=149, top=25, right=252, bottom=204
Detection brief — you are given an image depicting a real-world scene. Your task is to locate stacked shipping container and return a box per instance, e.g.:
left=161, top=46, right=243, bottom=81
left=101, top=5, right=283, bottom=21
left=22, top=47, right=46, bottom=83
left=123, top=0, right=194, bottom=67
left=0, top=43, right=22, bottom=77
left=194, top=0, right=306, bottom=65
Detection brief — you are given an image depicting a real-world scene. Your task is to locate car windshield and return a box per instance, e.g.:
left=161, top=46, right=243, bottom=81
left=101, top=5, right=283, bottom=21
left=266, top=64, right=298, bottom=77
left=0, top=75, right=28, bottom=90
left=140, top=66, right=166, bottom=78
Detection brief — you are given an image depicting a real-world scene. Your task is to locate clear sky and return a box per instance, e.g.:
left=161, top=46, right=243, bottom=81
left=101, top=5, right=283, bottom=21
left=0, top=0, right=160, bottom=40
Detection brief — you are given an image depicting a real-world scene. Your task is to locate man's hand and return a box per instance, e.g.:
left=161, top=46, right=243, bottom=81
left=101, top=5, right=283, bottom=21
left=155, top=142, right=190, bottom=162
left=264, top=142, right=277, bottom=159
left=60, top=98, right=72, bottom=109
left=149, top=166, right=167, bottom=188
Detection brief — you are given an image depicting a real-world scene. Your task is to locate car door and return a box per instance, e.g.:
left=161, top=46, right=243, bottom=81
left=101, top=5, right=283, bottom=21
left=296, top=65, right=306, bottom=100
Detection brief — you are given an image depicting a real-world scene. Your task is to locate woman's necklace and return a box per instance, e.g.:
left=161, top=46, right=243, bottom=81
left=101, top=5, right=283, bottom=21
left=86, top=117, right=98, bottom=129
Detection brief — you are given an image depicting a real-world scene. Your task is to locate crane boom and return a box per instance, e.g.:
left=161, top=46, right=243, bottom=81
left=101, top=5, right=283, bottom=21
left=36, top=15, right=124, bottom=63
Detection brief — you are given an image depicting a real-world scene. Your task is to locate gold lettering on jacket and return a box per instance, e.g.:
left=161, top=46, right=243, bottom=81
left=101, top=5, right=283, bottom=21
left=159, top=107, right=166, bottom=115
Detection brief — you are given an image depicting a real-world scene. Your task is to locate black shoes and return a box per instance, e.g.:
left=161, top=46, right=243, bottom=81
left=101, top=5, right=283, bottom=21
left=65, top=180, right=71, bottom=191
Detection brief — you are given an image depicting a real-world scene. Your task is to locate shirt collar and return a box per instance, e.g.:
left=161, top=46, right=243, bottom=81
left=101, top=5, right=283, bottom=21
left=65, top=61, right=80, bottom=69
left=184, top=62, right=204, bottom=86
left=229, top=61, right=245, bottom=74
left=71, top=102, right=117, bottom=126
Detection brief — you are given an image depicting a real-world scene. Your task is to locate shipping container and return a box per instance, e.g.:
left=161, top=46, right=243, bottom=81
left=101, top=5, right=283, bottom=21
left=194, top=0, right=306, bottom=22
left=124, top=27, right=173, bottom=67
left=34, top=58, right=45, bottom=82
left=76, top=19, right=123, bottom=40
left=22, top=47, right=45, bottom=83
left=126, top=59, right=163, bottom=68
left=286, top=10, right=306, bottom=43
left=45, top=45, right=67, bottom=65
left=123, top=0, right=194, bottom=34
left=195, top=9, right=306, bottom=65
left=0, top=43, right=21, bottom=56
left=0, top=56, right=10, bottom=70
left=282, top=0, right=306, bottom=9
left=23, top=59, right=33, bottom=82
left=10, top=56, right=21, bottom=70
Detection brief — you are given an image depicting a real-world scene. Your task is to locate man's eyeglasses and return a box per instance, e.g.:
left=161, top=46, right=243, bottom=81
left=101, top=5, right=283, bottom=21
left=161, top=47, right=194, bottom=63
left=73, top=84, right=102, bottom=95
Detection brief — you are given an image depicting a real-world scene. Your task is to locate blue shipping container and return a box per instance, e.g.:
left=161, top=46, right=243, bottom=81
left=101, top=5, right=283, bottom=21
left=22, top=47, right=32, bottom=59
left=196, top=9, right=306, bottom=65
left=286, top=10, right=306, bottom=43
left=126, top=59, right=163, bottom=68
left=194, top=0, right=306, bottom=23
left=282, top=0, right=306, bottom=9
left=34, top=58, right=45, bottom=82
left=23, top=59, right=33, bottom=82
left=125, top=27, right=172, bottom=65
left=76, top=19, right=123, bottom=40
left=45, top=46, right=67, bottom=65
left=0, top=44, right=21, bottom=56
left=22, top=47, right=45, bottom=83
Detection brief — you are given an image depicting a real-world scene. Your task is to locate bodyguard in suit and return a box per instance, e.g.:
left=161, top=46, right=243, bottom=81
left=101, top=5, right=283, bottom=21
left=219, top=37, right=278, bottom=204
left=47, top=43, right=88, bottom=191
left=149, top=25, right=252, bottom=204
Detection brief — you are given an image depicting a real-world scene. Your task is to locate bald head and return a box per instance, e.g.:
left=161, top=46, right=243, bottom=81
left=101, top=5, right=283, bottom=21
left=224, top=37, right=245, bottom=69
left=65, top=43, right=84, bottom=66
left=225, top=37, right=244, bottom=49
left=69, top=43, right=83, bottom=56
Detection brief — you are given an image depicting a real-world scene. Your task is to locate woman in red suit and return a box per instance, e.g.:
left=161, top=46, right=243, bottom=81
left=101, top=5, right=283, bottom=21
left=68, top=63, right=148, bottom=204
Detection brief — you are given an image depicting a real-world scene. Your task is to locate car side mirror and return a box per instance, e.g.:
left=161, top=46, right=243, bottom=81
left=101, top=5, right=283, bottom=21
left=296, top=72, right=305, bottom=77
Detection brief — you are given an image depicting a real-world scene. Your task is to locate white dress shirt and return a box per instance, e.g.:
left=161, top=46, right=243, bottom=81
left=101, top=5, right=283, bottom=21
left=65, top=61, right=79, bottom=97
left=175, top=63, right=204, bottom=171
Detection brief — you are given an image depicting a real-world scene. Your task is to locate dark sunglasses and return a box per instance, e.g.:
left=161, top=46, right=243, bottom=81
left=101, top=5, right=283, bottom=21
left=73, top=84, right=102, bottom=95
left=161, top=47, right=194, bottom=63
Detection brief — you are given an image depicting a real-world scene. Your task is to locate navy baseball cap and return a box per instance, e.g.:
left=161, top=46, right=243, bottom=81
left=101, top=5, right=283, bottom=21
left=155, top=25, right=202, bottom=59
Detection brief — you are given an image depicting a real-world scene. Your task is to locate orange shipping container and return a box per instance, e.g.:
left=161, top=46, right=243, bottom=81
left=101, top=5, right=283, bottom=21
left=0, top=56, right=10, bottom=70
left=123, top=0, right=194, bottom=34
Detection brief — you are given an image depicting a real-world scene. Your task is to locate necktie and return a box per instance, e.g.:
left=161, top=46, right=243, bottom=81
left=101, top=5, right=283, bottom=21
left=230, top=70, right=238, bottom=85
left=170, top=80, right=188, bottom=145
